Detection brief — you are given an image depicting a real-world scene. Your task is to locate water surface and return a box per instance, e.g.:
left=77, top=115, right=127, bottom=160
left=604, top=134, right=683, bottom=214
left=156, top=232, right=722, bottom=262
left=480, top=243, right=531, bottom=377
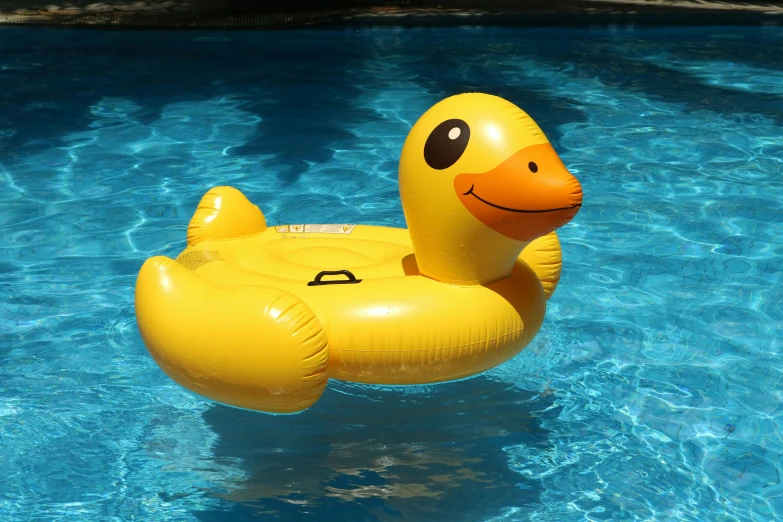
left=1, top=24, right=782, bottom=521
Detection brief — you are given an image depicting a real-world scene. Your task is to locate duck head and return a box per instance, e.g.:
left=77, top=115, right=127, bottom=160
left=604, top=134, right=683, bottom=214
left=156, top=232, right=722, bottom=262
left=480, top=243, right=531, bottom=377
left=399, top=93, right=583, bottom=285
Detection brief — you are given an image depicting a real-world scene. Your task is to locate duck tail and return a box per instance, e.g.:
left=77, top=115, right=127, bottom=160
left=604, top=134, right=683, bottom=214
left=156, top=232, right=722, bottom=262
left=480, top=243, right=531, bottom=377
left=518, top=231, right=563, bottom=300
left=187, top=186, right=267, bottom=247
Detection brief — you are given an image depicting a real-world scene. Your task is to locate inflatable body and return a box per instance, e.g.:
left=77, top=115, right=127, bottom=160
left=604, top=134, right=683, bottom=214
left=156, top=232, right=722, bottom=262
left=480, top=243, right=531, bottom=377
left=135, top=93, right=583, bottom=413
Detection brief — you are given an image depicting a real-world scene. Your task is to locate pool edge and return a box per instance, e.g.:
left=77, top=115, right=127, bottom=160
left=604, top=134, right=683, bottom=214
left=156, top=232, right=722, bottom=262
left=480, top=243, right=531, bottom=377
left=0, top=5, right=781, bottom=29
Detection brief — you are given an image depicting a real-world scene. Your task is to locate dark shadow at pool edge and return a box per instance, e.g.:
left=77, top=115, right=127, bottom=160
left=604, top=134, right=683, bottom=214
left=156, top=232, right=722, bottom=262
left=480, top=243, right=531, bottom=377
left=0, top=30, right=376, bottom=185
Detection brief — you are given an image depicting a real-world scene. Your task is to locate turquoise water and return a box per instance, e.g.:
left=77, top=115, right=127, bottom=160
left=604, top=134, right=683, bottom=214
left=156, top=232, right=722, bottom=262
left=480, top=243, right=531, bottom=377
left=2, top=24, right=782, bottom=521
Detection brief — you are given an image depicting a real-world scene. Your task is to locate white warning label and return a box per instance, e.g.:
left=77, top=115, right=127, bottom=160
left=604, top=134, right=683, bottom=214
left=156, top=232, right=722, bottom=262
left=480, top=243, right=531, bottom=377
left=274, top=224, right=356, bottom=234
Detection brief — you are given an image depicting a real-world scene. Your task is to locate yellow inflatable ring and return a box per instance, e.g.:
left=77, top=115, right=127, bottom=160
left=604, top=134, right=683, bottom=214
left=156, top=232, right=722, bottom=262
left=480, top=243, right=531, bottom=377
left=135, top=93, right=583, bottom=413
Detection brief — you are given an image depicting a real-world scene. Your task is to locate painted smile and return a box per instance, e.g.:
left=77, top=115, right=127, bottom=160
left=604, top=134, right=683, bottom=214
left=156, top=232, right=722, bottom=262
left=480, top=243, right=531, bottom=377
left=463, top=185, right=582, bottom=214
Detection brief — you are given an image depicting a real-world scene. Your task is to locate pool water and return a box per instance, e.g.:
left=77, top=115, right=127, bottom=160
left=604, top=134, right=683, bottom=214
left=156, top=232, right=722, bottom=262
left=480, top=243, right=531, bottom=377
left=2, top=24, right=782, bottom=521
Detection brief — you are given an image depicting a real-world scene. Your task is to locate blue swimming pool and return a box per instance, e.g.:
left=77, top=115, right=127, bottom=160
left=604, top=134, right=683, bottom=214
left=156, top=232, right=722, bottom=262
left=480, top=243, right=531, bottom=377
left=2, top=23, right=782, bottom=521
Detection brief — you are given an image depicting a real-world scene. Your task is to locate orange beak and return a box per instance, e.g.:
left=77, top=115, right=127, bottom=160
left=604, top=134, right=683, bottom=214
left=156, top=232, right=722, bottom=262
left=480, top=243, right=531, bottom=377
left=454, top=143, right=583, bottom=242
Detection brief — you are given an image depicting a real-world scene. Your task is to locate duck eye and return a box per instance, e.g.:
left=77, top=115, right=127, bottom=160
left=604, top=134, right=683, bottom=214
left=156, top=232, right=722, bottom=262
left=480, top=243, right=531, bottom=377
left=424, top=119, right=470, bottom=170
left=528, top=161, right=538, bottom=173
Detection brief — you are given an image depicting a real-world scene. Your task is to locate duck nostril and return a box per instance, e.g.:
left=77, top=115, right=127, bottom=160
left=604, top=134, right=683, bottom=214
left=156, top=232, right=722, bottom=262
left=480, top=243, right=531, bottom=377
left=528, top=161, right=538, bottom=173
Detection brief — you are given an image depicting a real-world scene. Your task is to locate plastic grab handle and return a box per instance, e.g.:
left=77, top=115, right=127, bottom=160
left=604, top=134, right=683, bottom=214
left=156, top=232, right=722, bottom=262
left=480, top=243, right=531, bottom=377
left=307, top=270, right=363, bottom=286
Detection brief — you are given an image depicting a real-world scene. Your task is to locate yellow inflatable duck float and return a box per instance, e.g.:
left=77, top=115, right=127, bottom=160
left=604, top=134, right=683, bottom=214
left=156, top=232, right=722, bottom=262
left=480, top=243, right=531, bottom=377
left=135, top=93, right=583, bottom=413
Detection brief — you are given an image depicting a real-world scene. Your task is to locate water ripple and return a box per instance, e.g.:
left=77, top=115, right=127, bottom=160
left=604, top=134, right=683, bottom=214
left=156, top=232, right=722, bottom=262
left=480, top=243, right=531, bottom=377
left=1, top=24, right=782, bottom=522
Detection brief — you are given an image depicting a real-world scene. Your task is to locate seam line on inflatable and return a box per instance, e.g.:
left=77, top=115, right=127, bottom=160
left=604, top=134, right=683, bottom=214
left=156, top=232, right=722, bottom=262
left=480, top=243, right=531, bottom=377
left=293, top=317, right=322, bottom=343
left=175, top=250, right=223, bottom=270
left=334, top=327, right=526, bottom=352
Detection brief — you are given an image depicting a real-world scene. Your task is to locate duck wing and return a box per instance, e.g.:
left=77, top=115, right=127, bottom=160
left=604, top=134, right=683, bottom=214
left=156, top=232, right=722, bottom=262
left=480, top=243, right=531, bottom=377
left=519, top=231, right=562, bottom=300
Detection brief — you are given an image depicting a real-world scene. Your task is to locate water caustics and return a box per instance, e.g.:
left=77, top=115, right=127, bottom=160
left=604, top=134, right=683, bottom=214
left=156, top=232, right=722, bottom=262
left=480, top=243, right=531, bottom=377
left=1, top=25, right=782, bottom=521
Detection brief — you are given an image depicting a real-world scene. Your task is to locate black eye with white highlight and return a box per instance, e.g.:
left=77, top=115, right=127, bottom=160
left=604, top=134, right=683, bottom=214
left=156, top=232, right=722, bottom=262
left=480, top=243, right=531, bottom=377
left=424, top=119, right=470, bottom=170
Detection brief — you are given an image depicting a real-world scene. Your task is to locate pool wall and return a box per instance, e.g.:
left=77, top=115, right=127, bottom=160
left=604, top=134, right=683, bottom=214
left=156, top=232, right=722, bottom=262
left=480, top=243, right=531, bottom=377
left=0, top=0, right=781, bottom=28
